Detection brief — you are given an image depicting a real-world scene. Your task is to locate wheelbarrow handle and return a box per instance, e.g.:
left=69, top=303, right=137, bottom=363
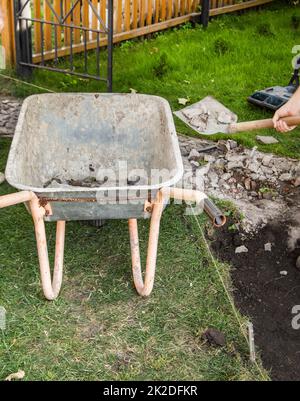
left=161, top=187, right=226, bottom=227
left=0, top=191, right=35, bottom=208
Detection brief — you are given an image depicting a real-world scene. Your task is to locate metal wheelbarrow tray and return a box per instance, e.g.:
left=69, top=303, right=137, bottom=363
left=0, top=93, right=225, bottom=301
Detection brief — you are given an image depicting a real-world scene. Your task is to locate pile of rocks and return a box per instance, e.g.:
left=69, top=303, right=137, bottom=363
left=179, top=135, right=300, bottom=198
left=0, top=98, right=22, bottom=137
left=178, top=135, right=300, bottom=231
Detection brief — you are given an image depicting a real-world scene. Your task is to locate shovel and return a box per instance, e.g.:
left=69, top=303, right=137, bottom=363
left=174, top=96, right=300, bottom=135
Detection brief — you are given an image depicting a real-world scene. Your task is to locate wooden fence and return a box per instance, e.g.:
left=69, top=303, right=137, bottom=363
left=0, top=0, right=274, bottom=67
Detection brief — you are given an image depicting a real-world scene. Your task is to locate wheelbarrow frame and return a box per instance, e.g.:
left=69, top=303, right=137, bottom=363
left=0, top=187, right=209, bottom=300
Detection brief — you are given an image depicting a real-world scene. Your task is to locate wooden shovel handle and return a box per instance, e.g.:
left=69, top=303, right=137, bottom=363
left=229, top=116, right=300, bottom=134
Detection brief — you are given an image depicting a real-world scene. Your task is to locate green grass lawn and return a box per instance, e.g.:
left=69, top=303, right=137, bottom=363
left=1, top=0, right=300, bottom=158
left=0, top=0, right=297, bottom=381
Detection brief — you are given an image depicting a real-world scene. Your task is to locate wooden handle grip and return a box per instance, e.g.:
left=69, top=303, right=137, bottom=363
left=229, top=116, right=300, bottom=134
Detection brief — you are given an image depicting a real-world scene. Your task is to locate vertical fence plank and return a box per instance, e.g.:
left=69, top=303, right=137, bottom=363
left=92, top=0, right=99, bottom=39
left=147, top=0, right=152, bottom=25
left=140, top=0, right=145, bottom=27
left=161, top=0, right=166, bottom=21
left=73, top=0, right=81, bottom=43
left=100, top=0, right=106, bottom=31
left=82, top=0, right=89, bottom=27
left=64, top=0, right=71, bottom=46
left=117, top=0, right=123, bottom=32
left=125, top=0, right=131, bottom=30
left=154, top=0, right=159, bottom=22
left=53, top=0, right=62, bottom=48
left=133, top=0, right=138, bottom=28
left=33, top=0, right=41, bottom=54
left=0, top=0, right=15, bottom=66
left=44, top=0, right=52, bottom=51
left=187, top=0, right=191, bottom=13
left=174, top=0, right=179, bottom=16
left=180, top=0, right=186, bottom=15
left=167, top=0, right=172, bottom=19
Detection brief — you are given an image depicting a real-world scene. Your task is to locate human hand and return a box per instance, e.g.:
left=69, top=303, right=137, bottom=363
left=272, top=93, right=300, bottom=133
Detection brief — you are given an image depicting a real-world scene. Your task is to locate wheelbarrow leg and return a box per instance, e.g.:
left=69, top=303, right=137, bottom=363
left=30, top=197, right=66, bottom=300
left=128, top=191, right=165, bottom=297
left=33, top=218, right=66, bottom=301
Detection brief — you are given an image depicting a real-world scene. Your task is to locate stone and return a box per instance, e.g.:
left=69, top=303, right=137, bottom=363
left=190, top=160, right=200, bottom=168
left=202, top=328, right=226, bottom=347
left=208, top=171, right=219, bottom=187
left=225, top=154, right=245, bottom=163
left=235, top=245, right=248, bottom=254
left=0, top=172, right=5, bottom=184
left=190, top=115, right=207, bottom=130
left=279, top=173, right=292, bottom=182
left=197, top=164, right=210, bottom=176
left=188, top=149, right=201, bottom=161
left=227, top=161, right=243, bottom=170
left=249, top=146, right=258, bottom=158
left=280, top=270, right=288, bottom=276
left=250, top=173, right=259, bottom=180
left=261, top=166, right=273, bottom=176
left=180, top=147, right=189, bottom=157
left=262, top=192, right=274, bottom=200
left=217, top=111, right=232, bottom=124
left=256, top=135, right=279, bottom=145
left=244, top=177, right=251, bottom=190
left=264, top=242, right=272, bottom=252
left=0, top=127, right=10, bottom=135
left=251, top=181, right=257, bottom=190
left=221, top=172, right=231, bottom=181
left=8, top=102, right=20, bottom=107
left=294, top=177, right=300, bottom=187
left=257, top=174, right=267, bottom=181
left=217, top=140, right=230, bottom=153
left=204, top=154, right=215, bottom=163
left=228, top=177, right=236, bottom=184
left=228, top=139, right=238, bottom=149
left=220, top=181, right=230, bottom=190
left=6, top=124, right=16, bottom=131
left=262, top=154, right=273, bottom=166
left=214, top=158, right=225, bottom=169
left=276, top=159, right=292, bottom=173
left=248, top=162, right=260, bottom=173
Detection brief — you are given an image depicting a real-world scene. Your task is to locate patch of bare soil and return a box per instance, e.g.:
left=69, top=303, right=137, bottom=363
left=212, top=190, right=300, bottom=381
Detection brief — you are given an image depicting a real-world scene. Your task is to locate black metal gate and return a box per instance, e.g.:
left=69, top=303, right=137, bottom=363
left=13, top=0, right=113, bottom=91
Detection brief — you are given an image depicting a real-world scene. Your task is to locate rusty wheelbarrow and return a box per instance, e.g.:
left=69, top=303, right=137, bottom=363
left=0, top=93, right=225, bottom=300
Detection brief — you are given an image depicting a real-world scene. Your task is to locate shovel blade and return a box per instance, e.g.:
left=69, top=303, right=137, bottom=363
left=174, top=96, right=238, bottom=135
